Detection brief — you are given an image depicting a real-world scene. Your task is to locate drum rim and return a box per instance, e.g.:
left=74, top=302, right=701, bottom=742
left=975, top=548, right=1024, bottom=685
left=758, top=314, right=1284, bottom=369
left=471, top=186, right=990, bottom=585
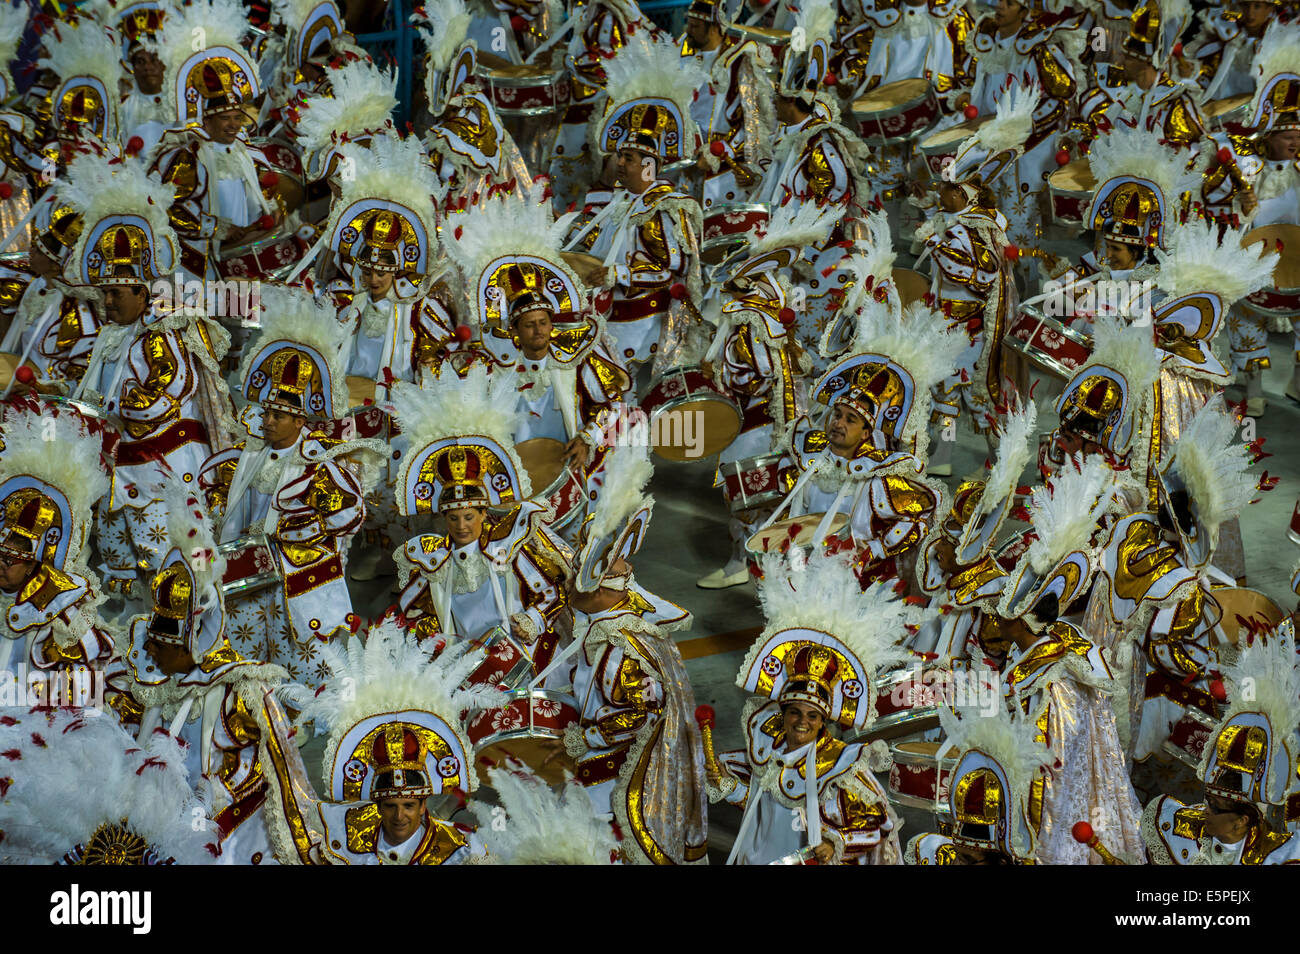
left=701, top=201, right=771, bottom=217
left=718, top=452, right=788, bottom=474
left=1003, top=334, right=1085, bottom=380
left=744, top=511, right=849, bottom=551
left=725, top=22, right=791, bottom=39
left=890, top=740, right=957, bottom=764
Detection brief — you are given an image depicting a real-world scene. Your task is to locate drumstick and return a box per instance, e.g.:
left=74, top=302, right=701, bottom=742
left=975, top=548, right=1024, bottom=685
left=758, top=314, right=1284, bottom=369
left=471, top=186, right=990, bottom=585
left=0, top=300, right=55, bottom=399
left=695, top=704, right=724, bottom=776
left=1071, top=821, right=1127, bottom=864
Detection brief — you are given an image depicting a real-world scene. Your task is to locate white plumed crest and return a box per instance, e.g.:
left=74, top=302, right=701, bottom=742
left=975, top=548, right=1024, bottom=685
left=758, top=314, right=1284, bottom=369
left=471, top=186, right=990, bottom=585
left=1088, top=310, right=1163, bottom=399
left=303, top=620, right=500, bottom=784
left=854, top=299, right=967, bottom=398
left=1166, top=402, right=1256, bottom=539
left=1086, top=123, right=1200, bottom=207
left=603, top=29, right=707, bottom=145
left=794, top=0, right=835, bottom=49
left=1156, top=217, right=1280, bottom=306
left=937, top=702, right=1052, bottom=808
left=0, top=0, right=29, bottom=93
left=411, top=0, right=472, bottom=73
left=236, top=284, right=349, bottom=414
left=755, top=550, right=929, bottom=677
left=977, top=398, right=1037, bottom=518
left=975, top=80, right=1041, bottom=155
left=38, top=18, right=124, bottom=92
left=1215, top=626, right=1300, bottom=787
left=479, top=766, right=619, bottom=865
left=0, top=709, right=216, bottom=865
left=837, top=212, right=897, bottom=316
left=745, top=201, right=840, bottom=258
left=1026, top=452, right=1121, bottom=575
left=587, top=439, right=654, bottom=541
left=295, top=58, right=398, bottom=158
left=157, top=0, right=249, bottom=70
left=445, top=181, right=568, bottom=281
left=1250, top=20, right=1300, bottom=87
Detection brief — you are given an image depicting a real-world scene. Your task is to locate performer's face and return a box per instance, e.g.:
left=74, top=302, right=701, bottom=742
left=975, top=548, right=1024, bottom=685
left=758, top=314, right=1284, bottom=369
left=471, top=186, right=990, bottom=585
left=376, top=796, right=424, bottom=844
left=29, top=246, right=58, bottom=280
left=685, top=17, right=718, bottom=48
left=202, top=109, right=245, bottom=145
left=1054, top=427, right=1103, bottom=461
left=1264, top=128, right=1300, bottom=161
left=130, top=49, right=164, bottom=94
left=827, top=404, right=868, bottom=456
left=514, top=309, right=553, bottom=359
left=103, top=282, right=149, bottom=325
left=1202, top=796, right=1252, bottom=844
left=0, top=552, right=36, bottom=592
left=781, top=701, right=824, bottom=749
left=992, top=0, right=1025, bottom=30
left=775, top=94, right=804, bottom=125
left=262, top=408, right=306, bottom=448
left=360, top=265, right=395, bottom=300
left=1102, top=239, right=1138, bottom=270
left=1239, top=1, right=1272, bottom=33
left=615, top=148, right=656, bottom=193
left=444, top=506, right=487, bottom=546
left=952, top=845, right=1010, bottom=864
left=938, top=182, right=968, bottom=212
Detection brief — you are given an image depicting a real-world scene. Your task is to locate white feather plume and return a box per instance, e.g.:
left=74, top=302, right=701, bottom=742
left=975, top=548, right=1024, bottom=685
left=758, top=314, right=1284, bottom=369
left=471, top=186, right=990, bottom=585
left=837, top=212, right=897, bottom=317
left=1156, top=217, right=1280, bottom=306
left=1087, top=309, right=1163, bottom=399
left=1026, top=452, right=1122, bottom=575
left=794, top=0, right=836, bottom=48
left=160, top=466, right=227, bottom=608
left=853, top=299, right=968, bottom=398
left=411, top=0, right=472, bottom=73
left=157, top=0, right=249, bottom=74
left=0, top=708, right=216, bottom=865
left=754, top=550, right=930, bottom=679
left=587, top=440, right=653, bottom=541
left=38, top=18, right=124, bottom=99
left=1086, top=123, right=1201, bottom=208
left=937, top=701, right=1052, bottom=812
left=303, top=619, right=501, bottom=791
left=1166, top=401, right=1256, bottom=539
left=1250, top=20, right=1300, bottom=86
left=603, top=29, right=707, bottom=146
left=0, top=0, right=29, bottom=92
left=976, top=398, right=1037, bottom=518
left=386, top=364, right=530, bottom=497
left=295, top=58, right=398, bottom=159
left=1217, top=627, right=1300, bottom=794
left=478, top=765, right=619, bottom=865
left=743, top=201, right=840, bottom=259
left=974, top=80, right=1041, bottom=155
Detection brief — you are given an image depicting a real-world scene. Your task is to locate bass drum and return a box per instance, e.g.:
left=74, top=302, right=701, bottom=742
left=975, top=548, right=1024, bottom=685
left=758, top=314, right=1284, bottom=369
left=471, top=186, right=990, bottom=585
left=639, top=365, right=742, bottom=462
left=515, top=436, right=587, bottom=533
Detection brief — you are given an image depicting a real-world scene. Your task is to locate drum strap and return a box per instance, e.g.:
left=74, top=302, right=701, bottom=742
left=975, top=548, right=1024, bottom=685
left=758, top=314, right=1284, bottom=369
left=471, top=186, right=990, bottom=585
left=754, top=464, right=819, bottom=532
left=0, top=299, right=54, bottom=399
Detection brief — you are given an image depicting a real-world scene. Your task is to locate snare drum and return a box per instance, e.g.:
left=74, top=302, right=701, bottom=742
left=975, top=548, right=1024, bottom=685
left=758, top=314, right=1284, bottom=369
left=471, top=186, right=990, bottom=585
left=746, top=512, right=849, bottom=556
left=852, top=79, right=940, bottom=145
left=918, top=116, right=989, bottom=179
left=218, top=227, right=311, bottom=280
left=464, top=625, right=534, bottom=690
left=1047, top=158, right=1097, bottom=226
left=639, top=365, right=742, bottom=462
left=560, top=250, right=608, bottom=289
left=725, top=22, right=790, bottom=62
left=870, top=664, right=949, bottom=740
left=719, top=454, right=787, bottom=515
left=1203, top=93, right=1252, bottom=133
left=476, top=63, right=570, bottom=117
left=468, top=689, right=580, bottom=785
left=217, top=534, right=282, bottom=597
left=1004, top=304, right=1093, bottom=380
left=1160, top=707, right=1217, bottom=769
left=515, top=436, right=586, bottom=532
left=1240, top=224, right=1300, bottom=320
left=701, top=203, right=769, bottom=263
left=887, top=740, right=957, bottom=812
left=340, top=375, right=390, bottom=441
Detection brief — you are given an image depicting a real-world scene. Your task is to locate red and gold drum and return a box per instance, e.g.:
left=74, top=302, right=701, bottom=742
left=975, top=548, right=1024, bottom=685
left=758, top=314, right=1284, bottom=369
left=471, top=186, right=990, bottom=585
left=1004, top=304, right=1094, bottom=380
left=724, top=22, right=790, bottom=63
left=468, top=689, right=580, bottom=785
left=918, top=115, right=989, bottom=180
left=1160, top=708, right=1217, bottom=769
left=887, top=740, right=957, bottom=812
left=852, top=78, right=940, bottom=144
left=701, top=203, right=769, bottom=264
left=463, top=626, right=534, bottom=691
left=1203, top=92, right=1252, bottom=135
left=515, top=436, right=587, bottom=533
left=217, top=533, right=282, bottom=597
left=640, top=364, right=742, bottom=462
left=1240, top=224, right=1300, bottom=320
left=746, top=512, right=849, bottom=556
left=1047, top=158, right=1096, bottom=226
left=719, top=453, right=788, bottom=516
left=476, top=63, right=571, bottom=117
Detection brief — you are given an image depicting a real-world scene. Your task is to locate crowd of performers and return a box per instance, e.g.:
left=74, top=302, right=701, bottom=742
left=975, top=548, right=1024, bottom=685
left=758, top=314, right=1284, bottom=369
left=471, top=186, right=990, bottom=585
left=0, top=0, right=1296, bottom=865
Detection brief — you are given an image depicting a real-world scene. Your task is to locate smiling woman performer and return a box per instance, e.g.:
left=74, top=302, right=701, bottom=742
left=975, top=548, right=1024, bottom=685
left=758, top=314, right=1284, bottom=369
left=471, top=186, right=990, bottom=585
left=711, top=550, right=934, bottom=864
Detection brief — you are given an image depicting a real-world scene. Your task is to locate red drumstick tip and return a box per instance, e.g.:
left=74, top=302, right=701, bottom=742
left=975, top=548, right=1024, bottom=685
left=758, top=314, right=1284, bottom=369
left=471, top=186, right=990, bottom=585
left=778, top=306, right=796, bottom=325
left=669, top=282, right=687, bottom=300
left=1071, top=821, right=1094, bottom=843
left=694, top=704, right=715, bottom=727
left=454, top=324, right=473, bottom=342
left=1055, top=149, right=1070, bottom=167
left=257, top=213, right=276, bottom=231
left=1216, top=147, right=1232, bottom=165
left=126, top=135, right=144, bottom=156
left=709, top=140, right=726, bottom=157
left=14, top=365, right=33, bottom=384
left=1209, top=678, right=1227, bottom=702
left=963, top=104, right=979, bottom=120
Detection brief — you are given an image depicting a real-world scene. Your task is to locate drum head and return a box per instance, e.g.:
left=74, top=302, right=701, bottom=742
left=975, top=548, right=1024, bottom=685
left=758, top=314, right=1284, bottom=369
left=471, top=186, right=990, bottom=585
left=476, top=737, right=576, bottom=787
left=1243, top=224, right=1300, bottom=289
left=0, top=352, right=19, bottom=390
left=346, top=374, right=376, bottom=410
left=746, top=512, right=849, bottom=554
left=652, top=396, right=741, bottom=462
left=920, top=115, right=988, bottom=151
left=515, top=437, right=568, bottom=493
left=1049, top=157, right=1096, bottom=192
left=894, top=740, right=942, bottom=758
left=891, top=267, right=929, bottom=307
left=1211, top=587, right=1286, bottom=647
left=1205, top=92, right=1251, bottom=119
left=852, top=77, right=930, bottom=114
left=560, top=251, right=608, bottom=288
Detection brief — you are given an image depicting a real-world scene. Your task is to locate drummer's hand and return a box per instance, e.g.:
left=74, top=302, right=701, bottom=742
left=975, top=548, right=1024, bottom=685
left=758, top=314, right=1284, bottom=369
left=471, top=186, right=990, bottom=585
left=1242, top=189, right=1258, bottom=215
left=699, top=358, right=714, bottom=381
left=696, top=151, right=714, bottom=171
left=812, top=841, right=835, bottom=864
left=509, top=616, right=538, bottom=645
left=706, top=763, right=734, bottom=787
left=564, top=436, right=591, bottom=469
left=954, top=91, right=971, bottom=111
